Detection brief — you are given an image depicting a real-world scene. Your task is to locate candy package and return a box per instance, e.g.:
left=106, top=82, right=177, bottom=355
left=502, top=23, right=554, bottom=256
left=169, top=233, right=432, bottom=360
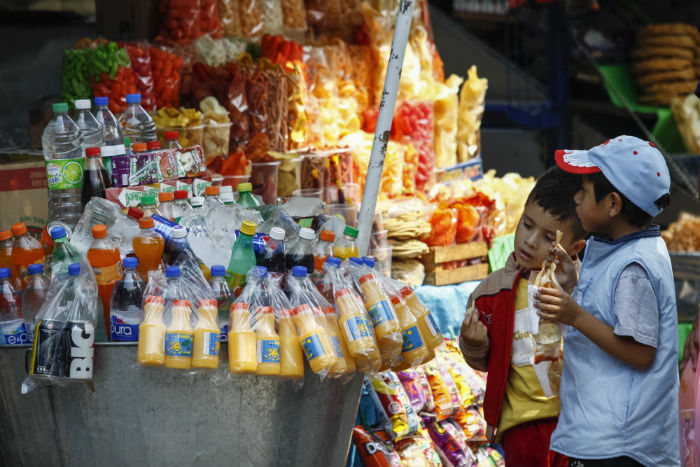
left=367, top=372, right=421, bottom=440
left=423, top=417, right=476, bottom=467
left=475, top=446, right=505, bottom=467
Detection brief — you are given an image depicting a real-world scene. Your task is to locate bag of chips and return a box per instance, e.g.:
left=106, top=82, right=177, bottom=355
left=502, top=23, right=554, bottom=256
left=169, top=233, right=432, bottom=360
left=352, top=425, right=402, bottom=467
left=423, top=417, right=476, bottom=467
left=367, top=372, right=421, bottom=440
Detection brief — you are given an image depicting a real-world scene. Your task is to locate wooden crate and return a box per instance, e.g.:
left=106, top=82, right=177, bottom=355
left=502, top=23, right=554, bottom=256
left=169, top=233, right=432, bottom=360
left=422, top=241, right=489, bottom=286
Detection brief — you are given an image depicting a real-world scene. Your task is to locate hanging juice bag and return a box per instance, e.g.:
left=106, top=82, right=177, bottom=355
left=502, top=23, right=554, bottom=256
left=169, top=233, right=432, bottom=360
left=163, top=267, right=194, bottom=370
left=192, top=298, right=220, bottom=369
left=138, top=295, right=166, bottom=366
left=389, top=293, right=431, bottom=371
left=228, top=266, right=268, bottom=373
left=399, top=285, right=444, bottom=351
left=265, top=273, right=303, bottom=379
left=253, top=305, right=281, bottom=376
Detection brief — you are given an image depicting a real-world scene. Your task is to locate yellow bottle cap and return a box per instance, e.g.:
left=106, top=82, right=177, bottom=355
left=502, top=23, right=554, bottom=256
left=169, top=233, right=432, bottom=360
left=240, top=221, right=256, bottom=236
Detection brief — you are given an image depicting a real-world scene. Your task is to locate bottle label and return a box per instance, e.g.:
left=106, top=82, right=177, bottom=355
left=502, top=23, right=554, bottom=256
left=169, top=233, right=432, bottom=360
left=343, top=316, right=372, bottom=342
left=401, top=325, right=423, bottom=353
left=0, top=319, right=29, bottom=345
left=330, top=335, right=344, bottom=358
left=367, top=300, right=395, bottom=328
left=66, top=321, right=95, bottom=380
left=45, top=158, right=85, bottom=190
left=301, top=333, right=326, bottom=361
left=110, top=314, right=139, bottom=342
left=93, top=261, right=123, bottom=286
left=202, top=331, right=220, bottom=357
left=30, top=319, right=64, bottom=377
left=165, top=333, right=193, bottom=357
left=258, top=339, right=280, bottom=363
left=426, top=314, right=440, bottom=336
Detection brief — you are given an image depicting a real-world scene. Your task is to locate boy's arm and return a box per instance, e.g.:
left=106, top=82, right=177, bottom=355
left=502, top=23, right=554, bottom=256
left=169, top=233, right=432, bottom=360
left=459, top=303, right=490, bottom=371
left=535, top=287, right=656, bottom=370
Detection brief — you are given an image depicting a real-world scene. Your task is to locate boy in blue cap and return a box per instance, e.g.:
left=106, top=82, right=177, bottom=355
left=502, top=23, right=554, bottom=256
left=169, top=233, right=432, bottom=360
left=535, top=135, right=679, bottom=467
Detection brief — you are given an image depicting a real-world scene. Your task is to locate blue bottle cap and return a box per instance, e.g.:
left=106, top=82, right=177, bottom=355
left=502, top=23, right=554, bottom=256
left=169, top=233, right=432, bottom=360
left=123, top=257, right=138, bottom=269
left=126, top=93, right=141, bottom=104
left=0, top=268, right=10, bottom=279
left=349, top=257, right=363, bottom=265
left=291, top=266, right=307, bottom=278
left=68, top=263, right=81, bottom=276
left=211, top=265, right=226, bottom=277
left=326, top=257, right=341, bottom=267
left=165, top=266, right=180, bottom=278
left=94, top=96, right=108, bottom=106
left=28, top=264, right=43, bottom=275
left=50, top=226, right=67, bottom=239
left=363, top=256, right=376, bottom=268
left=252, top=266, right=268, bottom=278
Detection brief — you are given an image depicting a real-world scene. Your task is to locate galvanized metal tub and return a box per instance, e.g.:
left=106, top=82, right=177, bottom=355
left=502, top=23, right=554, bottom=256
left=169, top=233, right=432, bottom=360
left=0, top=343, right=362, bottom=467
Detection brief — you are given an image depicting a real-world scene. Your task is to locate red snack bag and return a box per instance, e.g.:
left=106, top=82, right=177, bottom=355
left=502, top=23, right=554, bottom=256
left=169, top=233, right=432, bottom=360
left=425, top=205, right=457, bottom=247
left=159, top=0, right=201, bottom=44
left=90, top=66, right=138, bottom=114
left=450, top=201, right=480, bottom=244
left=150, top=46, right=184, bottom=108
left=352, top=425, right=400, bottom=467
left=121, top=42, right=156, bottom=111
left=199, top=0, right=222, bottom=37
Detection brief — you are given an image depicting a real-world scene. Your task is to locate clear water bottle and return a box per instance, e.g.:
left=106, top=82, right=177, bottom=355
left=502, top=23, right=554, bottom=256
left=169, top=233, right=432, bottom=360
left=119, top=93, right=157, bottom=144
left=22, top=263, right=49, bottom=342
left=0, top=267, right=28, bottom=345
left=73, top=99, right=104, bottom=154
left=109, top=257, right=145, bottom=342
left=42, top=102, right=84, bottom=228
left=93, top=96, right=125, bottom=157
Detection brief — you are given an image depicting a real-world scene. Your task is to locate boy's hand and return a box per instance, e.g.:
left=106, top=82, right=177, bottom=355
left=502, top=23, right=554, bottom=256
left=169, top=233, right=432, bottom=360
left=547, top=244, right=578, bottom=294
left=535, top=287, right=583, bottom=327
left=460, top=306, right=488, bottom=348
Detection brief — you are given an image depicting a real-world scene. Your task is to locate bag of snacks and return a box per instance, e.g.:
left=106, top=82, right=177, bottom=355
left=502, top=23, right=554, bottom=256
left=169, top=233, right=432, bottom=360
left=367, top=372, right=421, bottom=440
left=87, top=42, right=138, bottom=114
left=150, top=46, right=184, bottom=108
left=199, top=0, right=223, bottom=37
left=159, top=0, right=201, bottom=44
left=60, top=49, right=93, bottom=106
left=423, top=417, right=476, bottom=467
left=352, top=425, right=402, bottom=467
left=121, top=42, right=156, bottom=111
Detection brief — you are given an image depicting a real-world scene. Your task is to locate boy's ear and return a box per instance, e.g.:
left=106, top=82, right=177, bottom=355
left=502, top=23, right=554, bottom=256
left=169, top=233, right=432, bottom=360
left=607, top=192, right=623, bottom=218
left=566, top=239, right=586, bottom=257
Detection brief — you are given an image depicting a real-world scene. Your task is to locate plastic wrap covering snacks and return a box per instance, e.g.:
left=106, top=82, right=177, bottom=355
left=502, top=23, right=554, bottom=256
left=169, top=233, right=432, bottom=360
left=60, top=49, right=93, bottom=106
left=457, top=66, right=487, bottom=162
left=159, top=0, right=201, bottom=44
left=87, top=43, right=138, bottom=114
left=150, top=46, right=184, bottom=108
left=340, top=131, right=404, bottom=199
left=199, top=0, right=223, bottom=37
left=423, top=417, right=476, bottom=467
left=367, top=372, right=421, bottom=441
left=352, top=425, right=403, bottom=467
left=218, top=0, right=264, bottom=39
left=433, top=75, right=463, bottom=169
left=121, top=42, right=157, bottom=111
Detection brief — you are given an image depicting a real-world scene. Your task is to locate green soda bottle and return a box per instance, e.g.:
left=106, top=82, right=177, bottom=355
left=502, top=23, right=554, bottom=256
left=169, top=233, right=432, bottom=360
left=49, top=226, right=82, bottom=277
left=227, top=221, right=257, bottom=293
left=236, top=183, right=261, bottom=209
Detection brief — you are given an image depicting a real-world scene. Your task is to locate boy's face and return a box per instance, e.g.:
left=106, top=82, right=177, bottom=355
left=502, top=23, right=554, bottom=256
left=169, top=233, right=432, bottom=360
left=574, top=177, right=609, bottom=233
left=514, top=201, right=581, bottom=270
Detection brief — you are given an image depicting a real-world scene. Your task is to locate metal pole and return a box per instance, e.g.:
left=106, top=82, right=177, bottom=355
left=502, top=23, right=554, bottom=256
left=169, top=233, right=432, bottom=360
left=356, top=0, right=416, bottom=256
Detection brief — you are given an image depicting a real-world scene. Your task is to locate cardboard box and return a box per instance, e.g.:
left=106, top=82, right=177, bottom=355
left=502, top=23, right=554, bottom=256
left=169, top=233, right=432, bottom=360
left=0, top=151, right=48, bottom=237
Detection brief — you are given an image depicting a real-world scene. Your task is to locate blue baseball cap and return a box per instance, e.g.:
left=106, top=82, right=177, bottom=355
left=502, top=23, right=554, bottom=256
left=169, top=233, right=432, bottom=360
left=555, top=135, right=670, bottom=216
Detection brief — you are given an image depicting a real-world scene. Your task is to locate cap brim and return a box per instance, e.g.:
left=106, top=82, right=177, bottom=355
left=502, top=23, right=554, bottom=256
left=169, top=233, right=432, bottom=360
left=555, top=149, right=602, bottom=175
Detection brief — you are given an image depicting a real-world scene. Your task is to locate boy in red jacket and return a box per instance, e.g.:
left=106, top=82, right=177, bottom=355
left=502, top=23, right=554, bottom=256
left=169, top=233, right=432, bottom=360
left=459, top=167, right=587, bottom=467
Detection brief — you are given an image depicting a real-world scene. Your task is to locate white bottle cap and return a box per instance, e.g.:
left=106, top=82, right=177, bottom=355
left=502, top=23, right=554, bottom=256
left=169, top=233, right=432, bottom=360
left=220, top=192, right=234, bottom=204
left=219, top=185, right=233, bottom=195
left=270, top=227, right=285, bottom=241
left=172, top=226, right=187, bottom=239
left=299, top=227, right=315, bottom=240
left=190, top=196, right=204, bottom=207
left=74, top=99, right=92, bottom=110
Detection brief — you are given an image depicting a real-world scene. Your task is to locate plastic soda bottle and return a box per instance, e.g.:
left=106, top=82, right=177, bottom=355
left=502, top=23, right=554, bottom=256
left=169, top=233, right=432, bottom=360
left=236, top=183, right=261, bottom=208
left=132, top=217, right=165, bottom=279
left=257, top=226, right=285, bottom=274
left=254, top=306, right=281, bottom=375
left=139, top=195, right=161, bottom=218
left=0, top=267, right=28, bottom=345
left=110, top=257, right=145, bottom=342
left=0, top=230, right=21, bottom=290
left=158, top=192, right=176, bottom=221
left=49, top=225, right=80, bottom=278
left=42, top=102, right=84, bottom=228
left=80, top=147, right=112, bottom=209
left=119, top=93, right=157, bottom=144
left=190, top=196, right=204, bottom=209
left=278, top=308, right=304, bottom=378
left=292, top=302, right=337, bottom=375
left=401, top=286, right=443, bottom=350
left=87, top=224, right=122, bottom=331
left=333, top=226, right=359, bottom=260
left=164, top=131, right=182, bottom=150
left=73, top=99, right=104, bottom=153
left=321, top=306, right=355, bottom=376
left=192, top=299, right=220, bottom=369
left=313, top=230, right=335, bottom=274
left=22, top=263, right=48, bottom=342
left=93, top=96, right=125, bottom=157
left=172, top=190, right=191, bottom=222
left=226, top=221, right=257, bottom=293
left=391, top=294, right=430, bottom=370
left=228, top=302, right=257, bottom=373
left=359, top=273, right=402, bottom=365
left=209, top=265, right=233, bottom=341
left=167, top=226, right=189, bottom=265
left=137, top=295, right=165, bottom=366
left=163, top=267, right=193, bottom=369
left=334, top=287, right=382, bottom=373
left=285, top=227, right=315, bottom=272
left=220, top=192, right=234, bottom=206
left=11, top=223, right=46, bottom=288
left=204, top=185, right=222, bottom=208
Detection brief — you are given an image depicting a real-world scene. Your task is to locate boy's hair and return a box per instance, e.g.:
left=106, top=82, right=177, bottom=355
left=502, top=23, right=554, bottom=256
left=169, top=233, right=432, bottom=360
left=527, top=166, right=587, bottom=240
left=585, top=172, right=671, bottom=227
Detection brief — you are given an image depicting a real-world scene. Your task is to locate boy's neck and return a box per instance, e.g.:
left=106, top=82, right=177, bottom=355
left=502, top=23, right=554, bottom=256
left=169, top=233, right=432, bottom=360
left=601, top=218, right=650, bottom=241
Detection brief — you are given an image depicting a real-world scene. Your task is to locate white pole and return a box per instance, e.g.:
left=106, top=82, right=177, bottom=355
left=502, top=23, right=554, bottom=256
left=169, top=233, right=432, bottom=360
left=356, top=0, right=416, bottom=256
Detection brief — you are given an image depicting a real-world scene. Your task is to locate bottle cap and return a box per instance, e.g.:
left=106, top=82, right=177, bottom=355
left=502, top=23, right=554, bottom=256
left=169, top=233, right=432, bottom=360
left=158, top=192, right=174, bottom=202
left=293, top=304, right=311, bottom=316
left=210, top=265, right=226, bottom=277
left=363, top=256, right=376, bottom=268
left=132, top=143, right=148, bottom=153
left=358, top=273, right=374, bottom=285
left=344, top=226, right=359, bottom=238
left=220, top=192, right=234, bottom=204
left=0, top=230, right=11, bottom=241
left=126, top=93, right=142, bottom=104
left=52, top=102, right=68, bottom=113
left=28, top=263, right=43, bottom=275
left=11, top=223, right=27, bottom=237
left=127, top=206, right=144, bottom=219
left=291, top=266, right=307, bottom=278
left=269, top=227, right=285, bottom=241
left=86, top=147, right=101, bottom=157
left=319, top=230, right=335, bottom=242
left=231, top=302, right=249, bottom=312
left=259, top=306, right=274, bottom=315
left=252, top=266, right=268, bottom=279
left=74, top=99, right=91, bottom=110
left=165, top=266, right=180, bottom=277
left=94, top=96, right=108, bottom=106
left=172, top=225, right=187, bottom=239
left=147, top=141, right=161, bottom=151
left=326, top=257, right=341, bottom=267
left=219, top=185, right=233, bottom=194
left=237, top=182, right=252, bottom=193
left=334, top=288, right=354, bottom=300
left=68, top=263, right=81, bottom=276
left=240, top=221, right=256, bottom=236
left=390, top=294, right=402, bottom=306
left=50, top=226, right=67, bottom=239
left=400, top=286, right=414, bottom=298
left=323, top=306, right=335, bottom=316
left=349, top=257, right=363, bottom=266
left=299, top=227, right=314, bottom=240
left=92, top=224, right=107, bottom=239
left=124, top=137, right=131, bottom=148
left=0, top=268, right=10, bottom=279
left=139, top=217, right=154, bottom=229
left=141, top=195, right=156, bottom=206
left=164, top=131, right=179, bottom=141
left=174, top=190, right=189, bottom=200
left=204, top=185, right=219, bottom=196
left=190, top=197, right=204, bottom=207
left=123, top=257, right=138, bottom=269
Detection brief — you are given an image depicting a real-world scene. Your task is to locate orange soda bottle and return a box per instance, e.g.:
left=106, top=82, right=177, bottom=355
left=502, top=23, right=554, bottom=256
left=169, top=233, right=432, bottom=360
left=137, top=295, right=166, bottom=366
left=132, top=216, right=164, bottom=279
left=293, top=304, right=337, bottom=375
left=228, top=302, right=257, bottom=373
left=192, top=299, right=220, bottom=369
left=358, top=273, right=402, bottom=366
left=401, top=286, right=443, bottom=350
left=87, top=224, right=123, bottom=333
left=278, top=308, right=304, bottom=378
left=0, top=230, right=21, bottom=290
left=322, top=306, right=355, bottom=376
left=11, top=223, right=45, bottom=288
left=390, top=294, right=431, bottom=371
left=254, top=306, right=281, bottom=376
left=334, top=287, right=382, bottom=373
left=164, top=299, right=194, bottom=369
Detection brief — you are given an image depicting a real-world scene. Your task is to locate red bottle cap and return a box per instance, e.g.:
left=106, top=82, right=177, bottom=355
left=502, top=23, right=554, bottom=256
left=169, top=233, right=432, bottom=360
left=334, top=288, right=353, bottom=300
left=400, top=286, right=414, bottom=298
left=139, top=217, right=154, bottom=229
left=231, top=302, right=249, bottom=312
left=174, top=190, right=189, bottom=200
left=92, top=224, right=107, bottom=239
left=11, top=223, right=26, bottom=236
left=0, top=230, right=11, bottom=241
left=358, top=274, right=373, bottom=286
left=86, top=147, right=101, bottom=157
left=164, top=131, right=179, bottom=141
left=390, top=294, right=402, bottom=306
left=323, top=306, right=335, bottom=316
left=158, top=192, right=174, bottom=202
left=258, top=306, right=274, bottom=315
left=145, top=295, right=164, bottom=305
left=293, top=304, right=312, bottom=316
left=147, top=141, right=161, bottom=151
